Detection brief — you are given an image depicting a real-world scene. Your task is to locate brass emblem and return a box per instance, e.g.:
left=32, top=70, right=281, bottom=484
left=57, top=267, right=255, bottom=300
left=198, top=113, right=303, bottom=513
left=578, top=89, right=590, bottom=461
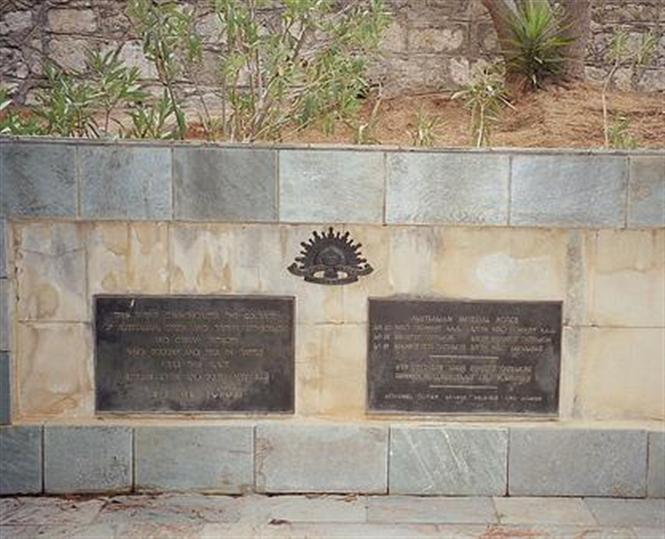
left=288, top=227, right=373, bottom=285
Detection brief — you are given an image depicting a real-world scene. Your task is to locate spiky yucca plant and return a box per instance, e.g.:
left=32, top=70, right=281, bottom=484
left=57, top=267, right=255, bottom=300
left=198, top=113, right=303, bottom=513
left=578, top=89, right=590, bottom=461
left=505, top=0, right=572, bottom=89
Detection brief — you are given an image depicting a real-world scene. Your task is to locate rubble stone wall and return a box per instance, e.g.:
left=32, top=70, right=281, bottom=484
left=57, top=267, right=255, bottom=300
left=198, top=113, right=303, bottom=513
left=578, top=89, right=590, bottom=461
left=1, top=0, right=663, bottom=106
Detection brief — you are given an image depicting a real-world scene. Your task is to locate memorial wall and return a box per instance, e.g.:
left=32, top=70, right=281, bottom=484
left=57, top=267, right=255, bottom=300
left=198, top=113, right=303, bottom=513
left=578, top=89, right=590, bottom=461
left=0, top=138, right=663, bottom=497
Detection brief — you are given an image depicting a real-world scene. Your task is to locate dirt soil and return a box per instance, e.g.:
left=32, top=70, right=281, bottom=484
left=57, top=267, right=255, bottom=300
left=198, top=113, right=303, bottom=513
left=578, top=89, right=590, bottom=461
left=234, top=83, right=664, bottom=149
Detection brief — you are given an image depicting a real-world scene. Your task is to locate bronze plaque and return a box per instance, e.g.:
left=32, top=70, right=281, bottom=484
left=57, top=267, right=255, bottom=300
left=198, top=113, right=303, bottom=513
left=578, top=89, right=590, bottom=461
left=95, top=295, right=294, bottom=414
left=368, top=299, right=561, bottom=415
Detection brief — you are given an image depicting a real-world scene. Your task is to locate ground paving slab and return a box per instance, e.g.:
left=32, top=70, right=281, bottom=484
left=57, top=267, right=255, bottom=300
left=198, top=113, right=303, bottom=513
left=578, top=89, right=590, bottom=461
left=0, top=494, right=663, bottom=538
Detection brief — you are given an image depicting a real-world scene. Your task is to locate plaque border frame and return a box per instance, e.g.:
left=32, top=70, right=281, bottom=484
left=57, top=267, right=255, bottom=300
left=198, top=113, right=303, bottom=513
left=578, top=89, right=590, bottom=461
left=93, top=293, right=296, bottom=417
left=365, top=296, right=563, bottom=418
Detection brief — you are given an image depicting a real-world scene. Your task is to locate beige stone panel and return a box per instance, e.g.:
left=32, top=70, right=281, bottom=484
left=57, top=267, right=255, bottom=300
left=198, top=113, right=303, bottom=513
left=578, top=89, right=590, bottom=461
left=16, top=322, right=93, bottom=419
left=170, top=224, right=236, bottom=294
left=341, top=225, right=391, bottom=324
left=318, top=325, right=367, bottom=419
left=294, top=325, right=322, bottom=417
left=171, top=224, right=344, bottom=324
left=432, top=227, right=567, bottom=300
left=87, top=222, right=169, bottom=294
left=15, top=222, right=87, bottom=321
left=559, top=326, right=582, bottom=420
left=585, top=229, right=664, bottom=327
left=389, top=227, right=437, bottom=295
left=574, top=327, right=665, bottom=420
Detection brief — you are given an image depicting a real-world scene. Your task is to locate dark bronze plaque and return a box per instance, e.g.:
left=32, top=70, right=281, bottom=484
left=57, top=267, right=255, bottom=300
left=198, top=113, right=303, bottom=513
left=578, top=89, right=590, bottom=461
left=368, top=299, right=562, bottom=415
left=95, top=295, right=294, bottom=414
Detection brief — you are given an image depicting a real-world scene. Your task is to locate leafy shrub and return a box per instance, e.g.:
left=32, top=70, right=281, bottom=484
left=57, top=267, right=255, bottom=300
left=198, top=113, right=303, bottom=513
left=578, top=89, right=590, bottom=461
left=504, top=0, right=572, bottom=89
left=607, top=114, right=637, bottom=150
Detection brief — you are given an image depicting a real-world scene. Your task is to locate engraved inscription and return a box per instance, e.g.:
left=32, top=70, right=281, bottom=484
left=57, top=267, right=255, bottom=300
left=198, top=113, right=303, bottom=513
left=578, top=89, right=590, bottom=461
left=367, top=299, right=561, bottom=415
left=95, top=295, right=294, bottom=413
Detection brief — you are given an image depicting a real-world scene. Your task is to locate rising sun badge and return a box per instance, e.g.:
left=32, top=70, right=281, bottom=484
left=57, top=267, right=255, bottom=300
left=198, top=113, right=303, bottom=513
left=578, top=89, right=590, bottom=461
left=288, top=227, right=374, bottom=285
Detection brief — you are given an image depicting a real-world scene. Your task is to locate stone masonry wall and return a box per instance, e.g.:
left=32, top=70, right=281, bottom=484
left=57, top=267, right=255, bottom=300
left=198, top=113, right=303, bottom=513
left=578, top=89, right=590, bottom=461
left=1, top=138, right=664, bottom=426
left=1, top=0, right=663, bottom=106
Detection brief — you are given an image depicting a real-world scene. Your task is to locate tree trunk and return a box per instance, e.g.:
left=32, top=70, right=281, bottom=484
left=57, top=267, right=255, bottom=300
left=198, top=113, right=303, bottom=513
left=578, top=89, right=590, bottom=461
left=558, top=0, right=591, bottom=82
left=479, top=0, right=528, bottom=95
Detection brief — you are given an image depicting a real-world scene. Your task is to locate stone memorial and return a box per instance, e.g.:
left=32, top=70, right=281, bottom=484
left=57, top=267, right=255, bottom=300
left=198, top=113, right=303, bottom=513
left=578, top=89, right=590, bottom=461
left=368, top=299, right=562, bottom=415
left=95, top=295, right=294, bottom=413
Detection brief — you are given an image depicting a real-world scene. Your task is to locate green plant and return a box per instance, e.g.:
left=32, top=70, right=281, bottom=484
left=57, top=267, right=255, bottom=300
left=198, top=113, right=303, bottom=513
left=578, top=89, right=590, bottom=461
left=197, top=0, right=390, bottom=141
left=504, top=0, right=572, bottom=90
left=128, top=0, right=200, bottom=139
left=125, top=90, right=179, bottom=139
left=346, top=92, right=382, bottom=145
left=411, top=107, right=443, bottom=147
left=35, top=63, right=100, bottom=137
left=87, top=48, right=148, bottom=136
left=0, top=87, right=43, bottom=135
left=453, top=65, right=513, bottom=147
left=601, top=30, right=656, bottom=147
left=607, top=114, right=637, bottom=150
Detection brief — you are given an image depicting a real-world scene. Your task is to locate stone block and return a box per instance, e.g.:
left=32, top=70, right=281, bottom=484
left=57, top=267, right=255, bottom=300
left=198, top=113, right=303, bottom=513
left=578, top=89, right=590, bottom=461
left=256, top=424, right=388, bottom=493
left=87, top=222, right=169, bottom=294
left=80, top=145, right=171, bottom=219
left=236, top=495, right=367, bottom=523
left=174, top=147, right=277, bottom=221
left=431, top=227, right=567, bottom=300
left=581, top=229, right=664, bottom=328
left=44, top=426, right=132, bottom=494
left=648, top=431, right=665, bottom=498
left=573, top=327, right=664, bottom=420
left=585, top=498, right=665, bottom=528
left=510, top=154, right=628, bottom=227
left=628, top=156, right=664, bottom=228
left=0, top=352, right=9, bottom=424
left=389, top=427, right=507, bottom=495
left=494, top=497, right=595, bottom=525
left=48, top=9, right=97, bottom=33
left=0, top=142, right=76, bottom=217
left=16, top=322, right=93, bottom=419
left=386, top=152, right=509, bottom=225
left=135, top=427, right=253, bottom=493
left=509, top=428, right=647, bottom=497
left=366, top=496, right=496, bottom=524
left=0, top=426, right=42, bottom=494
left=0, top=219, right=6, bottom=278
left=0, top=279, right=8, bottom=350
left=15, top=223, right=87, bottom=322
left=279, top=150, right=384, bottom=223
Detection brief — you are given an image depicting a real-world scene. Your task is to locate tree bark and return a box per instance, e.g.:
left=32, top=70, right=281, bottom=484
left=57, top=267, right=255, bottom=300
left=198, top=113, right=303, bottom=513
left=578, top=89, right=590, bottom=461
left=558, top=0, right=591, bottom=81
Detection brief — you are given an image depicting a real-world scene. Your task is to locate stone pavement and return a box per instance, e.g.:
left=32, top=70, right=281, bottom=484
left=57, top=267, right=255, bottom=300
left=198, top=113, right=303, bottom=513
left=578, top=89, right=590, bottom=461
left=0, top=494, right=663, bottom=538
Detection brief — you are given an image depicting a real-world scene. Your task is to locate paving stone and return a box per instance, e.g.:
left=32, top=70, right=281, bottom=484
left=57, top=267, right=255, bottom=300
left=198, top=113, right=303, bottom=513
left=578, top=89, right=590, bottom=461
left=0, top=352, right=9, bottom=424
left=94, top=494, right=240, bottom=525
left=255, top=424, right=388, bottom=493
left=389, top=427, right=507, bottom=495
left=80, top=145, right=171, bottom=219
left=510, top=154, right=628, bottom=227
left=44, top=426, right=132, bottom=494
left=494, top=497, right=595, bottom=525
left=135, top=426, right=253, bottom=494
left=585, top=499, right=665, bottom=528
left=386, top=152, right=509, bottom=225
left=203, top=522, right=447, bottom=538
left=279, top=150, right=384, bottom=223
left=174, top=147, right=277, bottom=221
left=0, top=497, right=103, bottom=526
left=367, top=496, right=496, bottom=524
left=648, top=431, right=665, bottom=497
left=0, top=142, right=77, bottom=217
left=509, top=428, right=647, bottom=497
left=0, top=426, right=42, bottom=495
left=628, top=156, right=665, bottom=228
left=236, top=495, right=367, bottom=524
left=634, top=527, right=665, bottom=538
